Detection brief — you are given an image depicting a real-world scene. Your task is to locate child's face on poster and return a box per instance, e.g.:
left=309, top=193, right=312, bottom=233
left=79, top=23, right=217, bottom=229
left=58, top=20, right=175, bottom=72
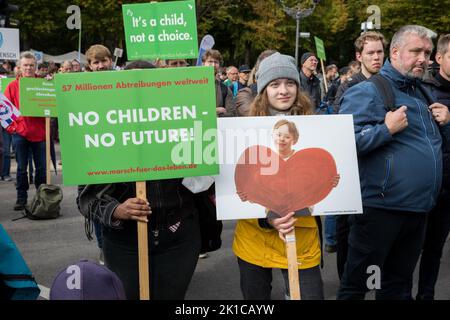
left=273, top=124, right=295, bottom=154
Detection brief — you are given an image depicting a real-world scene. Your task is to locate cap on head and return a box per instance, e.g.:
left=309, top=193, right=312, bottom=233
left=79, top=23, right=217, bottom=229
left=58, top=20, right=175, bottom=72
left=300, top=52, right=316, bottom=65
left=238, top=65, right=251, bottom=73
left=255, top=52, right=299, bottom=94
left=49, top=260, right=126, bottom=300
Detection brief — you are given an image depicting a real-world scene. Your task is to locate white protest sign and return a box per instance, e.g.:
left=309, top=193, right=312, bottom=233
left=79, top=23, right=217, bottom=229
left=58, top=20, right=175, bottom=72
left=0, top=28, right=20, bottom=60
left=114, top=48, right=124, bottom=58
left=33, top=50, right=44, bottom=64
left=196, top=34, right=215, bottom=66
left=215, top=115, right=363, bottom=220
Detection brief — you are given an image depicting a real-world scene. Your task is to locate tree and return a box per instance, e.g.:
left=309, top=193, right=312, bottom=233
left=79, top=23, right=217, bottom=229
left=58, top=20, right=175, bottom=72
left=8, top=0, right=450, bottom=68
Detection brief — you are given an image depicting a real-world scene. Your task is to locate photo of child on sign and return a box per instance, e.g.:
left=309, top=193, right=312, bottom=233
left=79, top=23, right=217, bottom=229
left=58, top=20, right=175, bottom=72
left=235, top=119, right=340, bottom=219
left=215, top=114, right=362, bottom=221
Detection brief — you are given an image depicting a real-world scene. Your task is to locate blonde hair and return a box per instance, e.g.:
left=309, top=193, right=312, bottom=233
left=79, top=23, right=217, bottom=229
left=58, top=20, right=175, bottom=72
left=354, top=31, right=387, bottom=54
left=85, top=44, right=112, bottom=63
left=273, top=119, right=299, bottom=144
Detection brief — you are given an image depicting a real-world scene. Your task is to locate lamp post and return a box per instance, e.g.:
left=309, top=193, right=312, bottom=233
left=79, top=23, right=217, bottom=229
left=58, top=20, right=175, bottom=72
left=278, top=0, right=320, bottom=66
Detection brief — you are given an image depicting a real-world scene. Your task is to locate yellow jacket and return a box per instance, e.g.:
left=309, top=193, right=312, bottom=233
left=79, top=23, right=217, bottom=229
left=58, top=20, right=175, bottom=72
left=233, top=216, right=321, bottom=269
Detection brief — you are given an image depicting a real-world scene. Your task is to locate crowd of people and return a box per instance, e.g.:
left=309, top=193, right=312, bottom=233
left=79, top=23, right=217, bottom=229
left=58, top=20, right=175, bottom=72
left=1, top=23, right=450, bottom=301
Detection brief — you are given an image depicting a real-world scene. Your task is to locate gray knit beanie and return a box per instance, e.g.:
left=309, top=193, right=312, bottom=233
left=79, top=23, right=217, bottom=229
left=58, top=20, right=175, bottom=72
left=256, top=52, right=300, bottom=94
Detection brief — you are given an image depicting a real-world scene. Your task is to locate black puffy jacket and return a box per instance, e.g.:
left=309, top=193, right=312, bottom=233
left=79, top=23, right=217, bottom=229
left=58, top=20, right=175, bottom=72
left=77, top=179, right=197, bottom=243
left=425, top=73, right=450, bottom=189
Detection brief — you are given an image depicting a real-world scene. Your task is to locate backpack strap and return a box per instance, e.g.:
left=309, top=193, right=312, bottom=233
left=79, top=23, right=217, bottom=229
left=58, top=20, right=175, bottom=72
left=417, top=83, right=436, bottom=106
left=368, top=74, right=396, bottom=111
left=346, top=76, right=361, bottom=89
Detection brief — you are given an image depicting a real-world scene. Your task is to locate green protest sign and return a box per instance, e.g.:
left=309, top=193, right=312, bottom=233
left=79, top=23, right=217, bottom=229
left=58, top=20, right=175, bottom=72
left=0, top=77, right=14, bottom=93
left=55, top=67, right=218, bottom=186
left=19, top=78, right=57, bottom=117
left=314, top=36, right=326, bottom=61
left=122, top=0, right=198, bottom=60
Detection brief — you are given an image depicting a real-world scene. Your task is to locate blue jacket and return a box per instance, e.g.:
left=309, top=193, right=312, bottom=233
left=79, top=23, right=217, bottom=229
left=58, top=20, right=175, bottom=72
left=0, top=224, right=40, bottom=300
left=339, top=60, right=442, bottom=213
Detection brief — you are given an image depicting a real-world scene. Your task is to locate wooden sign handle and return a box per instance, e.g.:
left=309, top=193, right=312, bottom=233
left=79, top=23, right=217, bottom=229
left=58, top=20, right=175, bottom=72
left=320, top=58, right=328, bottom=93
left=45, top=117, right=51, bottom=185
left=286, top=229, right=301, bottom=300
left=136, top=181, right=150, bottom=300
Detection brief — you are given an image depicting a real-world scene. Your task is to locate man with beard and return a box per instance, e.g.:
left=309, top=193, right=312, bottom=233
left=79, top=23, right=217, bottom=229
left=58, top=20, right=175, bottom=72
left=334, top=31, right=387, bottom=279
left=299, top=52, right=321, bottom=109
left=338, top=25, right=450, bottom=300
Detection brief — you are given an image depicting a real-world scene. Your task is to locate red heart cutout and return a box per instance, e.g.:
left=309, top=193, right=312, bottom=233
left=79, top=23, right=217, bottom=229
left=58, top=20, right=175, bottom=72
left=235, top=145, right=337, bottom=217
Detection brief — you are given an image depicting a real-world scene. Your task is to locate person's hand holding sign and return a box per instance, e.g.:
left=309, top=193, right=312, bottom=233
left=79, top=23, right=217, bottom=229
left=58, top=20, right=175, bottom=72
left=113, top=198, right=152, bottom=223
left=268, top=212, right=297, bottom=241
left=332, top=174, right=340, bottom=188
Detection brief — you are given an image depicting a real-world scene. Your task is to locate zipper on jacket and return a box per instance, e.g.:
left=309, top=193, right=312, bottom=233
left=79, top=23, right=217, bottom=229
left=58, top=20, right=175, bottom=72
left=381, top=157, right=391, bottom=197
left=428, top=110, right=437, bottom=136
left=0, top=274, right=35, bottom=281
left=154, top=181, right=161, bottom=210
left=421, top=97, right=437, bottom=136
left=176, top=184, right=183, bottom=209
left=416, top=98, right=438, bottom=203
left=413, top=86, right=436, bottom=136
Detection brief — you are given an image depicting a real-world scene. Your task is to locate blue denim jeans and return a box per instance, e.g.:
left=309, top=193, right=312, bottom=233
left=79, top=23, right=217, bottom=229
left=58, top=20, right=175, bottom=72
left=94, top=221, right=103, bottom=249
left=12, top=134, right=46, bottom=201
left=1, top=129, right=12, bottom=177
left=325, top=215, right=337, bottom=246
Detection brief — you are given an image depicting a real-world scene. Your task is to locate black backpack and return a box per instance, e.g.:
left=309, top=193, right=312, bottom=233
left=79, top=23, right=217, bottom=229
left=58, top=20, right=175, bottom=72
left=367, top=74, right=396, bottom=111
left=367, top=73, right=435, bottom=111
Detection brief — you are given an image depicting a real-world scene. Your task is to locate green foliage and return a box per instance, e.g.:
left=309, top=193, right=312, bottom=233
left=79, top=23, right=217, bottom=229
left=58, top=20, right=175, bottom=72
left=8, top=0, right=450, bottom=67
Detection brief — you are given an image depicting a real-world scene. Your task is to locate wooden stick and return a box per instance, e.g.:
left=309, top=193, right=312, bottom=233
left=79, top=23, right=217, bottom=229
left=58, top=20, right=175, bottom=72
left=45, top=117, right=51, bottom=185
left=286, top=229, right=301, bottom=300
left=136, top=181, right=150, bottom=300
left=320, top=58, right=328, bottom=93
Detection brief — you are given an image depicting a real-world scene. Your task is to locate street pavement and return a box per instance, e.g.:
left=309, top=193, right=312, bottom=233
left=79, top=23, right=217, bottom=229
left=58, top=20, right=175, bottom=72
left=1, top=152, right=449, bottom=300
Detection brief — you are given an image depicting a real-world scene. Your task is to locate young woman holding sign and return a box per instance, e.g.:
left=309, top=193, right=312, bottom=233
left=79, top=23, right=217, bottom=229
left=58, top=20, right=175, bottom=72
left=77, top=60, right=201, bottom=300
left=234, top=52, right=339, bottom=300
